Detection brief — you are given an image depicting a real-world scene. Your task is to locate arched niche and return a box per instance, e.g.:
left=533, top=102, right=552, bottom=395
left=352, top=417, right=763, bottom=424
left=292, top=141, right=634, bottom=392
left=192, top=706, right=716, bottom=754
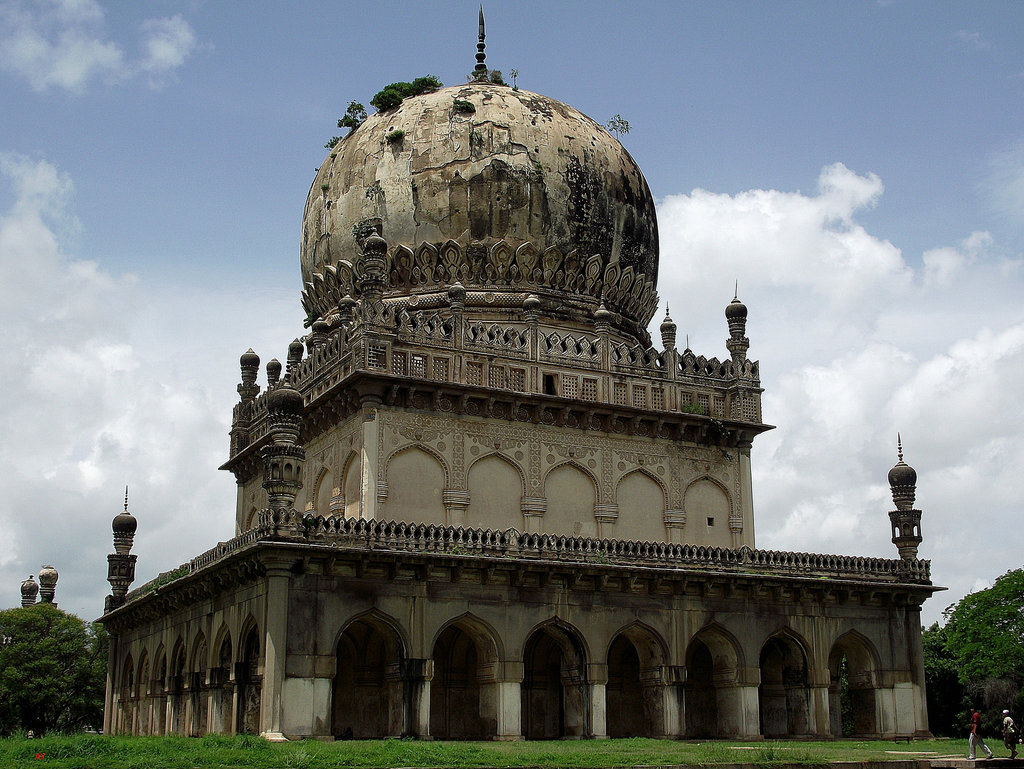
left=543, top=463, right=597, bottom=538
left=189, top=632, right=208, bottom=736
left=341, top=450, right=361, bottom=518
left=386, top=447, right=445, bottom=525
left=683, top=478, right=732, bottom=548
left=313, top=466, right=333, bottom=516
left=615, top=470, right=667, bottom=543
left=467, top=454, right=524, bottom=532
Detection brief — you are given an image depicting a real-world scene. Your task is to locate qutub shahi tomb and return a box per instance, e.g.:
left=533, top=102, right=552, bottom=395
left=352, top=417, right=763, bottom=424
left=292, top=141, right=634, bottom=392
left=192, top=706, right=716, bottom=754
left=99, top=16, right=937, bottom=741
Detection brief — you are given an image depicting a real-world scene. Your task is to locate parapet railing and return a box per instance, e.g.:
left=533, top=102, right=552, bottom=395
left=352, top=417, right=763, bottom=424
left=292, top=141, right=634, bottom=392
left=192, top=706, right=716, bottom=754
left=178, top=514, right=931, bottom=585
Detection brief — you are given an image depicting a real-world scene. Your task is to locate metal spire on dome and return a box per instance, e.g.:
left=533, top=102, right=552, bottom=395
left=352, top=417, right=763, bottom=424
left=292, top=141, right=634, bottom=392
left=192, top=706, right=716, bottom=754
left=124, top=485, right=129, bottom=511
left=474, top=6, right=487, bottom=75
left=897, top=432, right=904, bottom=462
left=734, top=280, right=739, bottom=300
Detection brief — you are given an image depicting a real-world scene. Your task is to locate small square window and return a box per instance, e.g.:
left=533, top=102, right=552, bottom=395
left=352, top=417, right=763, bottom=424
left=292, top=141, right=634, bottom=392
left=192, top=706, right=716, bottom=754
left=707, top=517, right=715, bottom=527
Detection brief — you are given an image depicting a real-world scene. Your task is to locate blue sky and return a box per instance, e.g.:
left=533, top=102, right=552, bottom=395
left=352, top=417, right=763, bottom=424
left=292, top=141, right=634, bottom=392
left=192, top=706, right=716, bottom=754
left=2, top=0, right=1023, bottom=626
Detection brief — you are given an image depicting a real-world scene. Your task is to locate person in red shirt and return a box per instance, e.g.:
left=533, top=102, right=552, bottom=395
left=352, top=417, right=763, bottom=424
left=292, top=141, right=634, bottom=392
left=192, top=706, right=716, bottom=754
left=970, top=708, right=995, bottom=760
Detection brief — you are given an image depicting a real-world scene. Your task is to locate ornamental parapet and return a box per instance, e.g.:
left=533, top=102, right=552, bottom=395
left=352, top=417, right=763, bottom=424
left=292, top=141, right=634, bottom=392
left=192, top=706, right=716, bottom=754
left=159, top=515, right=932, bottom=586
left=226, top=303, right=766, bottom=468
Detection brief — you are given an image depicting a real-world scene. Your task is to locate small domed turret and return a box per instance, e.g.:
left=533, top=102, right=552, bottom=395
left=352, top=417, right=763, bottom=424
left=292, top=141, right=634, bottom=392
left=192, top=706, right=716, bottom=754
left=38, top=565, right=58, bottom=604
left=267, top=383, right=304, bottom=416
left=888, top=435, right=917, bottom=510
left=113, top=487, right=137, bottom=555
left=267, top=358, right=282, bottom=386
left=21, top=575, right=39, bottom=607
left=725, top=296, right=747, bottom=321
left=240, top=348, right=260, bottom=369
left=660, top=306, right=677, bottom=350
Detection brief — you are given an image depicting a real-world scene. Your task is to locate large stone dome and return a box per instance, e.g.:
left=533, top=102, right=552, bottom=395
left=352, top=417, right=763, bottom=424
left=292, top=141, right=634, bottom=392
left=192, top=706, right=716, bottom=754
left=300, top=82, right=659, bottom=337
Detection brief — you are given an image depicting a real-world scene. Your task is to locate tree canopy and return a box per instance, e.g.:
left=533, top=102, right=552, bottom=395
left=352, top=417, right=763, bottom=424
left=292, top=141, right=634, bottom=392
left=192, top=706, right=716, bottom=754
left=0, top=603, right=108, bottom=735
left=923, top=568, right=1024, bottom=736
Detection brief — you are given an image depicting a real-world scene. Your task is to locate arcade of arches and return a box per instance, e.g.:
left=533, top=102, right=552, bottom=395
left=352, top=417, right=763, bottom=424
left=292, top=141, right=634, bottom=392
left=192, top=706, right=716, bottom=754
left=105, top=560, right=929, bottom=741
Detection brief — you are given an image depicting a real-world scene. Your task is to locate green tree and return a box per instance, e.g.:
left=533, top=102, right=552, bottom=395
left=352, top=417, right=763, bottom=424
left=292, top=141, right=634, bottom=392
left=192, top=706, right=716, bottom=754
left=0, top=604, right=108, bottom=735
left=944, top=569, right=1024, bottom=685
left=922, top=621, right=968, bottom=736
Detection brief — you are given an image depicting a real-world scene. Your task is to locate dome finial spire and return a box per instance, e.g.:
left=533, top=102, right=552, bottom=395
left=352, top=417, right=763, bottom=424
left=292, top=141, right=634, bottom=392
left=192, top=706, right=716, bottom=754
left=124, top=485, right=129, bottom=512
left=897, top=432, right=903, bottom=462
left=474, top=6, right=487, bottom=74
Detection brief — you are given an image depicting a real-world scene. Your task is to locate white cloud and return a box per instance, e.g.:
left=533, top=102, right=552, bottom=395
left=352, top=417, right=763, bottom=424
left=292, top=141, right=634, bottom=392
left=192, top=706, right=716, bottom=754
left=656, top=164, right=1024, bottom=625
left=140, top=15, right=196, bottom=81
left=955, top=30, right=991, bottom=51
left=0, top=154, right=300, bottom=618
left=0, top=1, right=197, bottom=93
left=987, top=139, right=1024, bottom=229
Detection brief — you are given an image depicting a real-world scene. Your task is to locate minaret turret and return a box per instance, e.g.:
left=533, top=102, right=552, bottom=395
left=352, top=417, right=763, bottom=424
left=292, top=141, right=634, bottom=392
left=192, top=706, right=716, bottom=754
left=106, top=487, right=138, bottom=612
left=261, top=380, right=306, bottom=530
left=725, top=286, right=749, bottom=368
left=660, top=305, right=677, bottom=350
left=888, top=435, right=922, bottom=560
left=20, top=575, right=39, bottom=607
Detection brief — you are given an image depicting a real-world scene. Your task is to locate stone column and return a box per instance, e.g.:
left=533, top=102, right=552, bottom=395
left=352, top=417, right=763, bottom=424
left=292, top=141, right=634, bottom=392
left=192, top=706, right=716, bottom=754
left=260, top=560, right=291, bottom=741
left=443, top=489, right=471, bottom=527
left=494, top=661, right=524, bottom=740
left=587, top=662, right=608, bottom=739
left=103, top=634, right=118, bottom=735
left=906, top=605, right=932, bottom=737
left=735, top=441, right=754, bottom=549
left=359, top=395, right=382, bottom=520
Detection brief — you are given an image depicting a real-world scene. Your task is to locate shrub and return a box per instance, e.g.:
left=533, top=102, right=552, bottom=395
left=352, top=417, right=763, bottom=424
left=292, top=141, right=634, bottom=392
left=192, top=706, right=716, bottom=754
left=370, top=76, right=442, bottom=111
left=452, top=98, right=476, bottom=114
left=384, top=129, right=406, bottom=145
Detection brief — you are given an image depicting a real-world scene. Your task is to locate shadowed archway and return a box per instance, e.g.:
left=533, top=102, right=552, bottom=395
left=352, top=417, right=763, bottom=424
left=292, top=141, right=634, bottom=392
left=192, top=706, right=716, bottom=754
left=521, top=622, right=589, bottom=739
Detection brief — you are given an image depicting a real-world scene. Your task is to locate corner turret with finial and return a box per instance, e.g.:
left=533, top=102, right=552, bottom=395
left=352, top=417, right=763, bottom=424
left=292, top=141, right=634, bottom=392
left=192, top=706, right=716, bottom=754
left=725, top=282, right=749, bottom=368
left=105, top=487, right=138, bottom=612
left=888, top=435, right=923, bottom=560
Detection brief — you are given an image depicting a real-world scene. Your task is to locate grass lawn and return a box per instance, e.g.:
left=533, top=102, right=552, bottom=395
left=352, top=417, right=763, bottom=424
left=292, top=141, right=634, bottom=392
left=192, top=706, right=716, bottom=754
left=0, top=734, right=974, bottom=769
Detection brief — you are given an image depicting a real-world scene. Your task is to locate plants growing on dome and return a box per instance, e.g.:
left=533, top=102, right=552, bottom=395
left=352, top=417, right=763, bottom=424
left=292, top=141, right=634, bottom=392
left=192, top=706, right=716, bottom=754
left=468, top=68, right=506, bottom=85
left=606, top=114, right=631, bottom=137
left=452, top=98, right=476, bottom=114
left=384, top=129, right=406, bottom=145
left=370, top=75, right=442, bottom=111
left=338, top=100, right=367, bottom=131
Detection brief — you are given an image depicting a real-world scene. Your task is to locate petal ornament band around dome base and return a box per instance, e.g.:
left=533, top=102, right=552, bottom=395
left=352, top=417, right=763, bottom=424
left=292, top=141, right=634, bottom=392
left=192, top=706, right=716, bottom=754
left=301, top=237, right=659, bottom=342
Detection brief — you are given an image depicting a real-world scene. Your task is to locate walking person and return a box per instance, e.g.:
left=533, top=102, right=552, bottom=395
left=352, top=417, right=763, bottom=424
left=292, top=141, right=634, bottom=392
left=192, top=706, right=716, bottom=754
left=1003, top=709, right=1019, bottom=759
left=970, top=707, right=995, bottom=760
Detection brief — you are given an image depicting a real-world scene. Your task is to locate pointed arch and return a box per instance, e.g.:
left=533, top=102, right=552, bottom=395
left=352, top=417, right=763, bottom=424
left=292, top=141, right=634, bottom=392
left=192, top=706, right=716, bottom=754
left=543, top=461, right=599, bottom=538
left=606, top=621, right=669, bottom=737
left=828, top=630, right=881, bottom=737
left=467, top=452, right=526, bottom=532
left=759, top=627, right=812, bottom=738
left=614, top=469, right=668, bottom=543
left=521, top=619, right=590, bottom=739
left=152, top=645, right=168, bottom=736
left=236, top=618, right=262, bottom=735
left=333, top=609, right=409, bottom=738
left=685, top=622, right=744, bottom=738
left=429, top=613, right=503, bottom=739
